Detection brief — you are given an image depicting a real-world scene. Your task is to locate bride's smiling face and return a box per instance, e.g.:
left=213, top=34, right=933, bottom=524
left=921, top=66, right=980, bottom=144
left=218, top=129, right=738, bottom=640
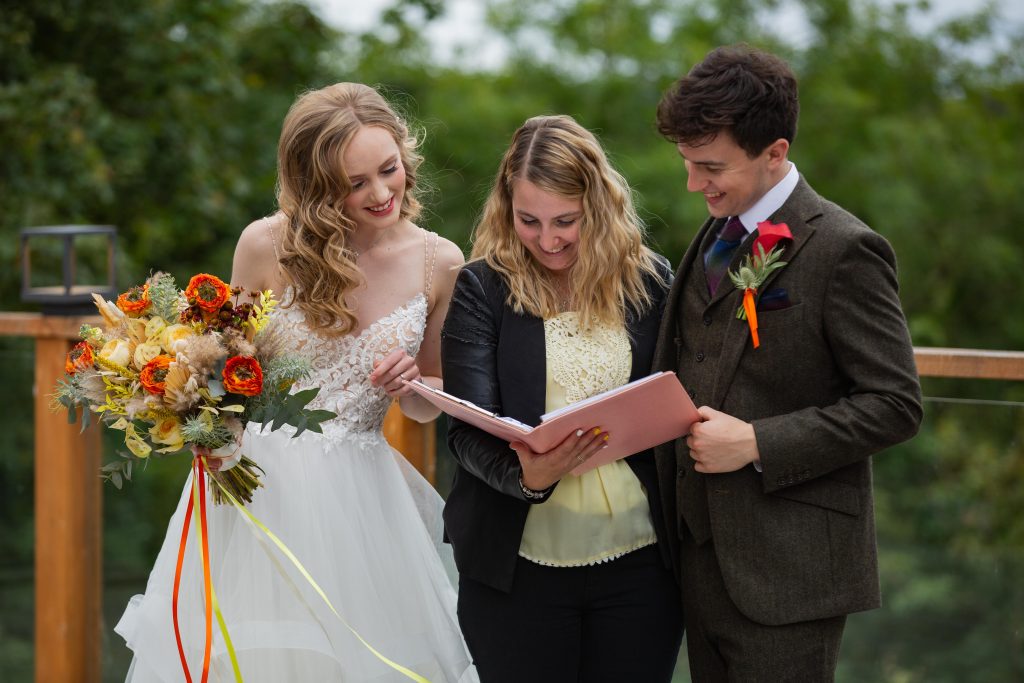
left=342, top=125, right=406, bottom=232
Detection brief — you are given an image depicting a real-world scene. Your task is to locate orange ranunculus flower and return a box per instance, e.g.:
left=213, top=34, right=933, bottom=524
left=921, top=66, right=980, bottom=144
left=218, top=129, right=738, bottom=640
left=116, top=284, right=151, bottom=315
left=65, top=341, right=95, bottom=375
left=185, top=274, right=231, bottom=313
left=139, top=355, right=174, bottom=394
left=223, top=356, right=263, bottom=397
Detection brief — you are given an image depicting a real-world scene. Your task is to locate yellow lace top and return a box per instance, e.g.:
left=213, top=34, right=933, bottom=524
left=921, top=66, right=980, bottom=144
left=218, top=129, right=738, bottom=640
left=518, top=312, right=657, bottom=567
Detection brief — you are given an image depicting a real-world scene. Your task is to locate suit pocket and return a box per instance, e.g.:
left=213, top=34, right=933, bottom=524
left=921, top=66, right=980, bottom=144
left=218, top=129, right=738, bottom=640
left=754, top=301, right=805, bottom=330
left=757, top=287, right=791, bottom=311
left=770, top=476, right=861, bottom=516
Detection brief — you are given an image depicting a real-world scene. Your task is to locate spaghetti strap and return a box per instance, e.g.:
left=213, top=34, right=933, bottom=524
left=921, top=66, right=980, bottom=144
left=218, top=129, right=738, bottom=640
left=423, top=228, right=439, bottom=301
left=264, top=216, right=281, bottom=261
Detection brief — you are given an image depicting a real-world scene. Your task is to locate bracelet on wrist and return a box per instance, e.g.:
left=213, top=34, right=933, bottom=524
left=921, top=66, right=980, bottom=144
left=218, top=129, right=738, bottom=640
left=518, top=473, right=547, bottom=500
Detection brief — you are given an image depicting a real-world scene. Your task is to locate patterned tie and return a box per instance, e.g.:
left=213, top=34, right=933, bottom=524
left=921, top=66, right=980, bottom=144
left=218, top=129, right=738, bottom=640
left=704, top=216, right=748, bottom=295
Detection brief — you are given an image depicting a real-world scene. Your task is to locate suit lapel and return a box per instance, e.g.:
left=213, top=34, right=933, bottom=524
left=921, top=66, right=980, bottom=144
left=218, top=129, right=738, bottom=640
left=708, top=177, right=822, bottom=408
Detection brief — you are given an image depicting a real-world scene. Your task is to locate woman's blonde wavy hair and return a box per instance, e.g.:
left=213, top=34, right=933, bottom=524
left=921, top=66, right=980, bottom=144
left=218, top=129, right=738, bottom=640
left=275, top=82, right=423, bottom=335
left=470, top=115, right=662, bottom=329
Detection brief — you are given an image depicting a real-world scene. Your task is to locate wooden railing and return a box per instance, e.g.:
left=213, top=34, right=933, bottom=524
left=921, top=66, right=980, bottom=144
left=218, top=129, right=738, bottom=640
left=1, top=309, right=1021, bottom=682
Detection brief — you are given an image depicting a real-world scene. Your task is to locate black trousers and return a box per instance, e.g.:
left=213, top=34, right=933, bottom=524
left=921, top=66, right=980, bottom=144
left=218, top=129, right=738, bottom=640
left=457, top=545, right=683, bottom=683
left=680, top=529, right=846, bottom=683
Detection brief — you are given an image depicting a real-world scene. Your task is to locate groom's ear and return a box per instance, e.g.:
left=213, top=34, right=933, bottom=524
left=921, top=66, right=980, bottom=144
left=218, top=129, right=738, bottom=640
left=764, top=138, right=790, bottom=169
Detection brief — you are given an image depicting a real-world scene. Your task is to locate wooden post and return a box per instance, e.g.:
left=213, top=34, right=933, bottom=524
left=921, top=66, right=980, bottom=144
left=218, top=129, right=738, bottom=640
left=0, top=314, right=103, bottom=683
left=383, top=403, right=437, bottom=485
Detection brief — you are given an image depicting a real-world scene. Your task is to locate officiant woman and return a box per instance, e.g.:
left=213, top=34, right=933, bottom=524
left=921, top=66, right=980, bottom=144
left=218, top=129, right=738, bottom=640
left=441, top=114, right=683, bottom=683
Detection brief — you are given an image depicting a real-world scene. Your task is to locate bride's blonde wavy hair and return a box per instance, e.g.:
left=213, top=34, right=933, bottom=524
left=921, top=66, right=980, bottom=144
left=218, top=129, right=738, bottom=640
left=470, top=115, right=662, bottom=329
left=275, top=82, right=423, bottom=335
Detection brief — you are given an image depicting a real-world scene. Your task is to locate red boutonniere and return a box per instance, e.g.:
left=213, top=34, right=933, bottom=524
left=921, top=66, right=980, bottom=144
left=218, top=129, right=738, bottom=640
left=727, top=221, right=793, bottom=348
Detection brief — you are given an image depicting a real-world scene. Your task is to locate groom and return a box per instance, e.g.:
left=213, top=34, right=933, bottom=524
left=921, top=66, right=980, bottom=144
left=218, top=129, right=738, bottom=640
left=651, top=44, right=923, bottom=681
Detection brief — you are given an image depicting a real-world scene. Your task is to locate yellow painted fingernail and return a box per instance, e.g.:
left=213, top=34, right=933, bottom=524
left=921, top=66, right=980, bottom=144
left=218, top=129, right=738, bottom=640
left=593, top=428, right=600, bottom=435
left=603, top=434, right=609, bottom=441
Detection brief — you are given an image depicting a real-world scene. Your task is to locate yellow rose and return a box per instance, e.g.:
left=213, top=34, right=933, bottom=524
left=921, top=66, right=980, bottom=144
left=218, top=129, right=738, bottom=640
left=133, top=342, right=162, bottom=369
left=149, top=417, right=184, bottom=451
left=161, top=323, right=193, bottom=353
left=98, top=339, right=131, bottom=367
left=145, top=317, right=167, bottom=342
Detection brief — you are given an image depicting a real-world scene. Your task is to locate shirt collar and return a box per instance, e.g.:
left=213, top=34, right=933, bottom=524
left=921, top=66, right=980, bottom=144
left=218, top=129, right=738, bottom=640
left=734, top=162, right=799, bottom=234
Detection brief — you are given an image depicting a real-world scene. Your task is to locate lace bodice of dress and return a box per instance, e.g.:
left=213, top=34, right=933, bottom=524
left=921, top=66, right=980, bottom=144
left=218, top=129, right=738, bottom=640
left=272, top=291, right=428, bottom=439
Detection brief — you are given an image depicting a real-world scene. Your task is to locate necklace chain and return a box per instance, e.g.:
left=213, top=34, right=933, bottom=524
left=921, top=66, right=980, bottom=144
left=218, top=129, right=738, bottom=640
left=351, top=228, right=390, bottom=259
left=553, top=278, right=573, bottom=312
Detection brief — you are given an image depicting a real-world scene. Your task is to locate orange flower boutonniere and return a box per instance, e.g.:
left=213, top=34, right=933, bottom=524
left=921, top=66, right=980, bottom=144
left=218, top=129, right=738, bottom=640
left=727, top=221, right=793, bottom=348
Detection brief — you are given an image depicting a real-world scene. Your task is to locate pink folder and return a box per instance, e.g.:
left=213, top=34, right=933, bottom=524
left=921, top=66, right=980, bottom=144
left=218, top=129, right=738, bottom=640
left=404, top=371, right=699, bottom=475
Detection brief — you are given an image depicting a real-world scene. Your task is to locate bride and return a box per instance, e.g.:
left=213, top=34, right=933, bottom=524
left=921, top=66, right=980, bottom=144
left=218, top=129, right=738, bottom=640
left=116, top=82, right=476, bottom=682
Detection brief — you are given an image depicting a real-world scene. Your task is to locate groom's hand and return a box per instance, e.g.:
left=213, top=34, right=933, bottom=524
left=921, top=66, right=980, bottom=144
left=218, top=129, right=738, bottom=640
left=686, top=406, right=760, bottom=474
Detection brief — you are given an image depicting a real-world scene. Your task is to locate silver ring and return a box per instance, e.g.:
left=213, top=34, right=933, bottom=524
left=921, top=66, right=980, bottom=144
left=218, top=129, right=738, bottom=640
left=575, top=453, right=586, bottom=462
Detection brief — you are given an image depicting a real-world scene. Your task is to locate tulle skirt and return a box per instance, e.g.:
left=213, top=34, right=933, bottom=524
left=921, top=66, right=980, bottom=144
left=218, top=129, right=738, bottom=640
left=116, top=425, right=477, bottom=682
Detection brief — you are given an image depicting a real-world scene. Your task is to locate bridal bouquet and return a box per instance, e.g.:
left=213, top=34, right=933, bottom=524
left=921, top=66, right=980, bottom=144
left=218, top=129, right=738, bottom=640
left=53, top=271, right=335, bottom=504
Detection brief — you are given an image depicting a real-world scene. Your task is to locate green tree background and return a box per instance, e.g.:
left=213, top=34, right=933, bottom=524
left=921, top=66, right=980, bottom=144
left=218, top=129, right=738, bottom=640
left=1, top=0, right=1021, bottom=680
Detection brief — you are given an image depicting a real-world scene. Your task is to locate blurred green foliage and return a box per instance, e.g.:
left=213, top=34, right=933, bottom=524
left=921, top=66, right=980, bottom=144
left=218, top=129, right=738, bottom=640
left=1, top=0, right=1022, bottom=680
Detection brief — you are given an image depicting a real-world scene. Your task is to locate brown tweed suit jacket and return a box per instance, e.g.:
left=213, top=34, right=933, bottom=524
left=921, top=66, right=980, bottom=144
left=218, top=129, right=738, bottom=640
left=653, top=176, right=922, bottom=626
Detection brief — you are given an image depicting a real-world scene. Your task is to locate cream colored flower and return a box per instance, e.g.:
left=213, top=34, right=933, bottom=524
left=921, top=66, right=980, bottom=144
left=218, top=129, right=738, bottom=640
left=125, top=318, right=148, bottom=344
left=133, top=341, right=162, bottom=369
left=145, top=317, right=167, bottom=342
left=98, top=339, right=131, bottom=367
left=161, top=323, right=193, bottom=354
left=149, top=416, right=184, bottom=452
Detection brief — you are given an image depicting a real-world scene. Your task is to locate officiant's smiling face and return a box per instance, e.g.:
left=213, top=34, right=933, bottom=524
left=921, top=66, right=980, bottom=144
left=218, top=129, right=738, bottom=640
left=511, top=178, right=582, bottom=275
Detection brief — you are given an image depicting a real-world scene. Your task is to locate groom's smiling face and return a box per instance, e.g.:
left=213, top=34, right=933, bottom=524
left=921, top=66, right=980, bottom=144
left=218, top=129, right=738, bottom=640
left=676, top=131, right=789, bottom=219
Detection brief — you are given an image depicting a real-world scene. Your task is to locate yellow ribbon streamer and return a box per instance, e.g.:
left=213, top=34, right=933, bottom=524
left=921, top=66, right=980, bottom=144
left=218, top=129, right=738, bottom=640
left=204, top=463, right=432, bottom=683
left=210, top=582, right=244, bottom=681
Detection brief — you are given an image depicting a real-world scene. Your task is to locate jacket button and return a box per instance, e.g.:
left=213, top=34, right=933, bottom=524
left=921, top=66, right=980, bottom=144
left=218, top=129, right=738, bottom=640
left=703, top=315, right=712, bottom=326
left=696, top=352, right=705, bottom=362
left=677, top=468, right=685, bottom=479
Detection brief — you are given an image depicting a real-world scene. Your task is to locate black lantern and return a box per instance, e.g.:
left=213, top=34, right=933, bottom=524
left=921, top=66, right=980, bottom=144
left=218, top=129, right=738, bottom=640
left=20, top=225, right=117, bottom=316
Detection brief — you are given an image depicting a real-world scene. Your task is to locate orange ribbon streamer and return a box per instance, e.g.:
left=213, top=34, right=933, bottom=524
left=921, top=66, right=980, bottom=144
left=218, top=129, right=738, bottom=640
left=196, top=459, right=213, bottom=682
left=743, top=288, right=760, bottom=348
left=172, top=475, right=195, bottom=683
left=172, top=458, right=216, bottom=683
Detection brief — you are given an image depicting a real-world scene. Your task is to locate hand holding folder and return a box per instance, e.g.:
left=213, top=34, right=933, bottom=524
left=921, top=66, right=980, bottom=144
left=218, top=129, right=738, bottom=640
left=404, top=371, right=700, bottom=475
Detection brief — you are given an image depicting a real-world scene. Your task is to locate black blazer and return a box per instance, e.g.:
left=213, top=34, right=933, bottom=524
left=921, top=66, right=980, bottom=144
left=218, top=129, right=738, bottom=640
left=441, top=258, right=673, bottom=592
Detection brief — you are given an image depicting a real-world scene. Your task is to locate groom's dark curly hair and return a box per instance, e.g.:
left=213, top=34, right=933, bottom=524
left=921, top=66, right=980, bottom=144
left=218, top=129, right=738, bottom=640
left=656, top=43, right=799, bottom=158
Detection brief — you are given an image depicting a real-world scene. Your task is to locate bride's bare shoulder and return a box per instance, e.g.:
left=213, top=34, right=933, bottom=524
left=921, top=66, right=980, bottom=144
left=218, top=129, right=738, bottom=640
left=232, top=214, right=286, bottom=292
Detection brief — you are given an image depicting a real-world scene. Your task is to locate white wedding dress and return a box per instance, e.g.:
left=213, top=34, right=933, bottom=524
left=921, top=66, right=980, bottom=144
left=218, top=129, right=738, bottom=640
left=116, top=248, right=477, bottom=682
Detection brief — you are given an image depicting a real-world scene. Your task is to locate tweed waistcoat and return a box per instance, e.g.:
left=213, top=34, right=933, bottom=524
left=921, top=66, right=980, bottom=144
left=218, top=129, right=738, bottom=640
left=673, top=242, right=742, bottom=545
